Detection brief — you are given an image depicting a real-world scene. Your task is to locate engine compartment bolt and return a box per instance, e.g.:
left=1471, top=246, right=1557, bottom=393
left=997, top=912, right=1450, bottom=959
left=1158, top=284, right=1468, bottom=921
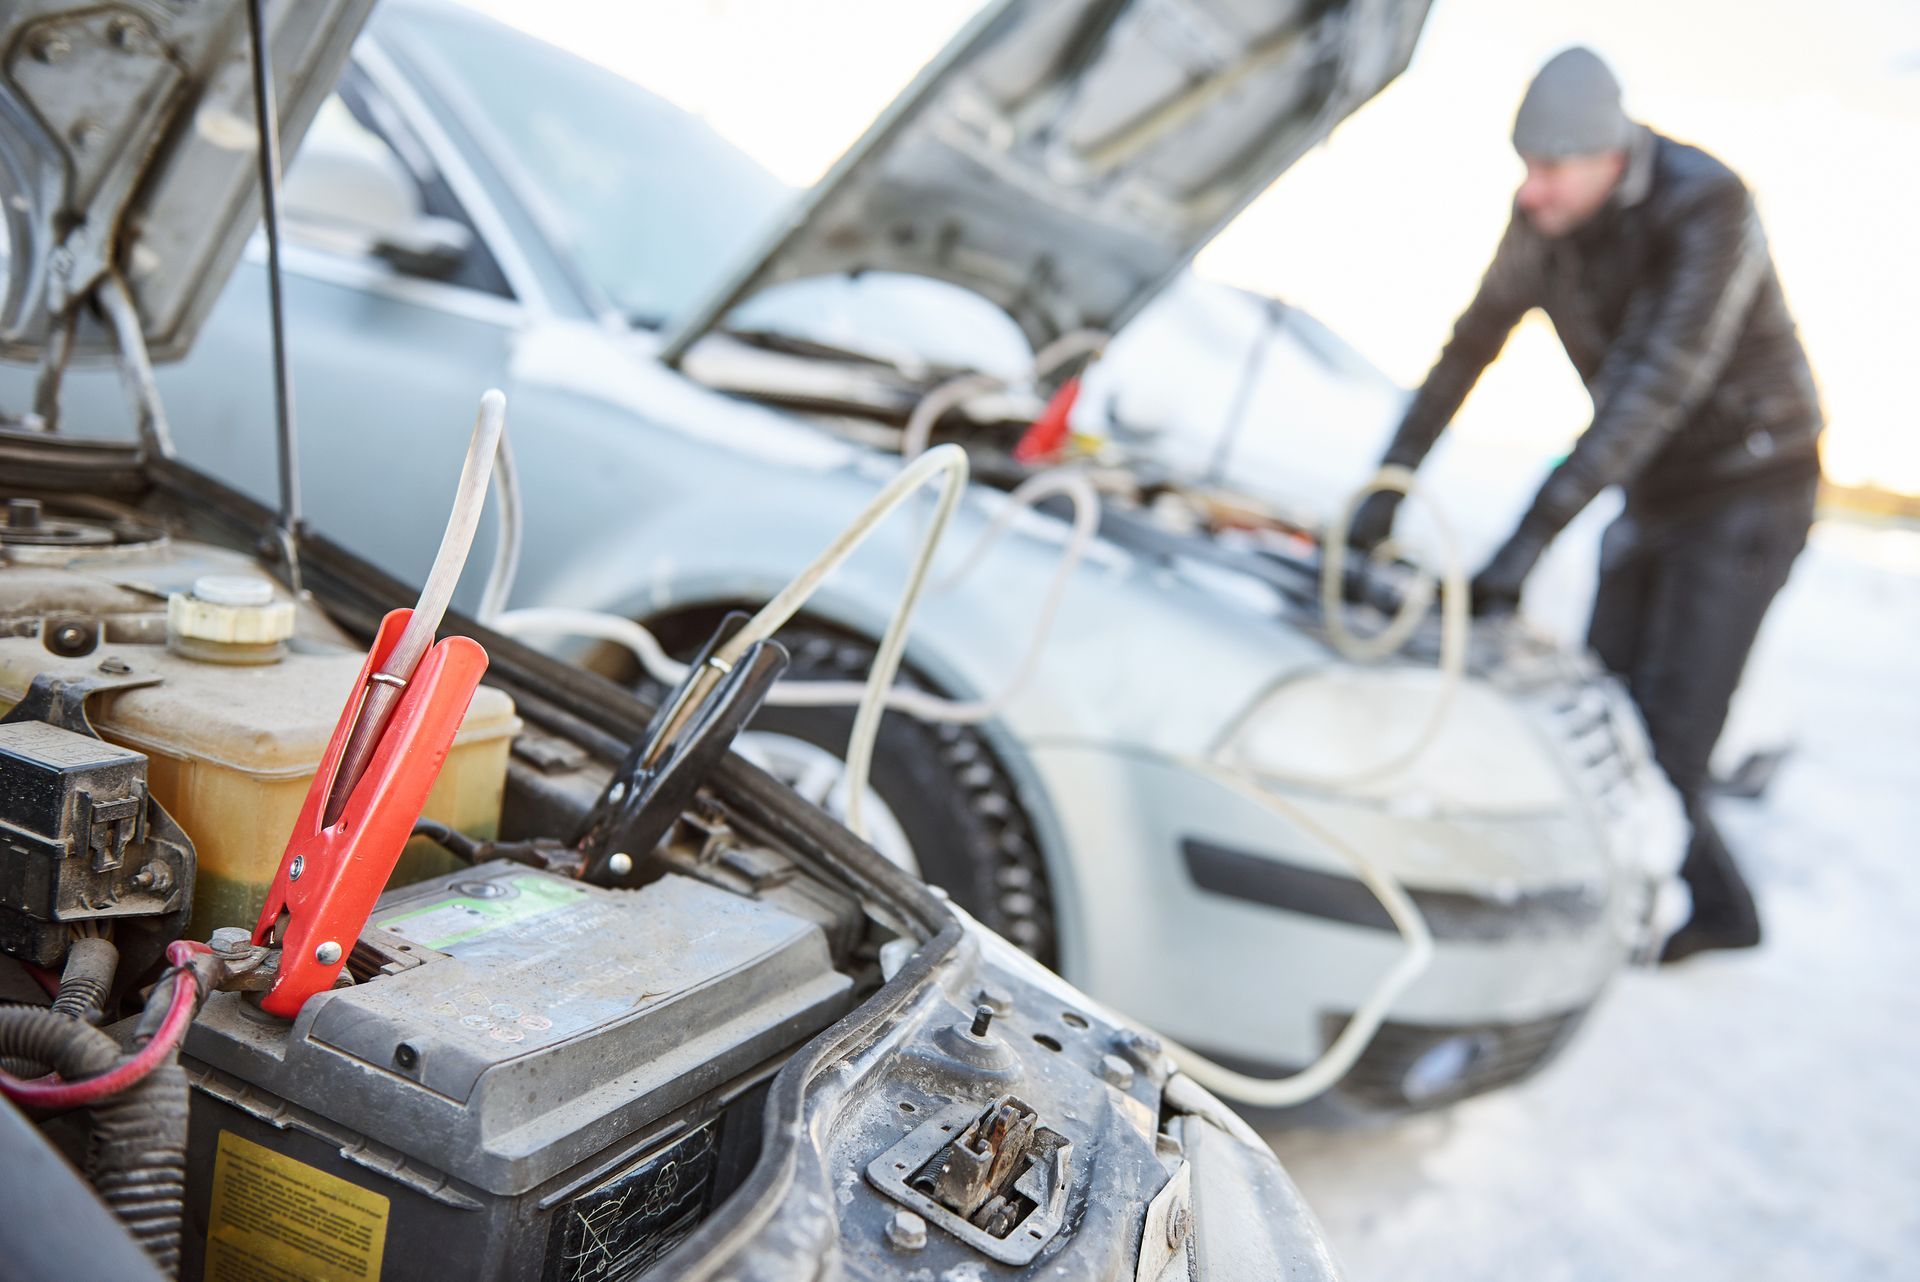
left=315, top=941, right=342, bottom=966
left=7, top=498, right=42, bottom=529
left=288, top=855, right=304, bottom=882
left=27, top=33, right=70, bottom=64
left=608, top=851, right=634, bottom=876
left=1114, top=1026, right=1165, bottom=1070
left=106, top=15, right=147, bottom=51
left=46, top=620, right=95, bottom=657
left=1167, top=1201, right=1191, bottom=1249
left=886, top=1209, right=927, bottom=1252
left=130, top=860, right=172, bottom=895
left=969, top=1005, right=994, bottom=1037
left=68, top=119, right=108, bottom=151
left=1099, top=1053, right=1135, bottom=1091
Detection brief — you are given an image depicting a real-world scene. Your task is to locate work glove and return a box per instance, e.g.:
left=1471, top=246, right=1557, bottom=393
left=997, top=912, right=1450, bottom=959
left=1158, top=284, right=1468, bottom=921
left=1470, top=527, right=1548, bottom=617
left=1345, top=489, right=1402, bottom=553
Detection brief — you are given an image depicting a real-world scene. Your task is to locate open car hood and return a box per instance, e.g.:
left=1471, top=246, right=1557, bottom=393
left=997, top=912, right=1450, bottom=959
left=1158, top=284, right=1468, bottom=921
left=0, top=0, right=372, bottom=364
left=664, top=0, right=1430, bottom=362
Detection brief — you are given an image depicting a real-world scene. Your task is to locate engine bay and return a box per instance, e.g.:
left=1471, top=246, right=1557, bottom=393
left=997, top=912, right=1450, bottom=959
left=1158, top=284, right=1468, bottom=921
left=0, top=461, right=1312, bottom=1281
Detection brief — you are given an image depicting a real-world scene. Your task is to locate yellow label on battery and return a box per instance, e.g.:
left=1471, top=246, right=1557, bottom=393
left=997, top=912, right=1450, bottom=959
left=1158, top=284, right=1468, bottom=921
left=204, top=1131, right=389, bottom=1282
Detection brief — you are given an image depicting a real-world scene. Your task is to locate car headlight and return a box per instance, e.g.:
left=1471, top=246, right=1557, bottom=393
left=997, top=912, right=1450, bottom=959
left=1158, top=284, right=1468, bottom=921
left=1218, top=666, right=1572, bottom=817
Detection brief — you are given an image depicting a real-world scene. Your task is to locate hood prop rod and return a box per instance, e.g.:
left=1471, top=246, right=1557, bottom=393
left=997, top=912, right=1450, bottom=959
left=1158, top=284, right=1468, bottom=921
left=96, top=274, right=176, bottom=459
left=245, top=0, right=303, bottom=594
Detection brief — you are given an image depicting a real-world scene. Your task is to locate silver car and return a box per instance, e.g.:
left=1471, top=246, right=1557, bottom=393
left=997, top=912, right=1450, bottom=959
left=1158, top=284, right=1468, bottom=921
left=9, top=0, right=1687, bottom=1111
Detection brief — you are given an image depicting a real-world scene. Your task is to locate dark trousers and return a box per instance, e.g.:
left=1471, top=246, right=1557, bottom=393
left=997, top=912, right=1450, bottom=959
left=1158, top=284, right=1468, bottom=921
left=1586, top=476, right=1818, bottom=944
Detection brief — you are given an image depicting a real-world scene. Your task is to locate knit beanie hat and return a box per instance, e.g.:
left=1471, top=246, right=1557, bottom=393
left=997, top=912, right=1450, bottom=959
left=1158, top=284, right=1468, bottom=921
left=1512, top=47, right=1632, bottom=157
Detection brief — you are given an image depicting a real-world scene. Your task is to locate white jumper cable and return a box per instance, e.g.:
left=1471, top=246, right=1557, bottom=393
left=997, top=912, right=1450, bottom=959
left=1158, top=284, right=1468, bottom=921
left=481, top=373, right=1469, bottom=1105
left=1161, top=464, right=1467, bottom=1107
left=324, top=391, right=506, bottom=825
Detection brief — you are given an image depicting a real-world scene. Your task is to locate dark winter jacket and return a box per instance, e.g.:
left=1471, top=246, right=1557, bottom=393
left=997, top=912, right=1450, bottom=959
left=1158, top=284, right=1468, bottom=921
left=1382, top=126, right=1823, bottom=538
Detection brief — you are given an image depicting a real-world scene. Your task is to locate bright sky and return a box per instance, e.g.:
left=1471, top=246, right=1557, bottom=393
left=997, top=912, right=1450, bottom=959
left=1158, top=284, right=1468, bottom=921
left=465, top=0, right=1920, bottom=495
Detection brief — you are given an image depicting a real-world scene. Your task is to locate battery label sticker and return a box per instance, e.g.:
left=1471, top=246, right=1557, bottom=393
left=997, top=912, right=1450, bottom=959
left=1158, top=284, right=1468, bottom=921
left=204, top=1131, right=389, bottom=1282
left=377, top=873, right=588, bottom=952
left=544, top=1121, right=720, bottom=1282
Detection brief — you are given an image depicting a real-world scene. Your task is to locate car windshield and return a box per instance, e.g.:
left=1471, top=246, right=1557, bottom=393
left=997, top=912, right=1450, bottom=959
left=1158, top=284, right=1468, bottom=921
left=381, top=3, right=792, bottom=327
left=376, top=4, right=1035, bottom=378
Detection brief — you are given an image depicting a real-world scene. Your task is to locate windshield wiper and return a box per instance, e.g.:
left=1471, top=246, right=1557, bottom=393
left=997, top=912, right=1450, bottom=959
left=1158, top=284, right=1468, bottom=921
left=713, top=325, right=907, bottom=372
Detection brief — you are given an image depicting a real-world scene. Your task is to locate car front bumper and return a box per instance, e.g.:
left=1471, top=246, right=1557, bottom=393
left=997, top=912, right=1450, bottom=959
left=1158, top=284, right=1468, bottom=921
left=1021, top=740, right=1667, bottom=1098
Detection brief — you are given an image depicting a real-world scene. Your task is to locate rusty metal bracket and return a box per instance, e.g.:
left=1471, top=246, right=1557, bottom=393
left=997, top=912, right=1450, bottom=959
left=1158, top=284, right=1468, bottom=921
left=866, top=1093, right=1071, bottom=1266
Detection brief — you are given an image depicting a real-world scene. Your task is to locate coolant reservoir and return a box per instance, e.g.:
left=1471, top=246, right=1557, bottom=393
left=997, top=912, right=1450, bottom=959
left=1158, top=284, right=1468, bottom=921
left=0, top=572, right=519, bottom=941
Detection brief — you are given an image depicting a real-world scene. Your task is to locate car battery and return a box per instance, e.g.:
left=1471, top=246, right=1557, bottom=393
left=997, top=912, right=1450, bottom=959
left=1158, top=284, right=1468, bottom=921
left=178, top=862, right=854, bottom=1281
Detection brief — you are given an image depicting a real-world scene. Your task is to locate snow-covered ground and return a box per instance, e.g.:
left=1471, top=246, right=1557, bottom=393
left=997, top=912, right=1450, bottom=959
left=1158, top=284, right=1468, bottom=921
left=1263, top=516, right=1920, bottom=1281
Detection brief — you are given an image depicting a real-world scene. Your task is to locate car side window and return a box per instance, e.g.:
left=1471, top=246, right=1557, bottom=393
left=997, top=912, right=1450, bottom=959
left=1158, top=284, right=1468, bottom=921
left=281, top=70, right=513, bottom=300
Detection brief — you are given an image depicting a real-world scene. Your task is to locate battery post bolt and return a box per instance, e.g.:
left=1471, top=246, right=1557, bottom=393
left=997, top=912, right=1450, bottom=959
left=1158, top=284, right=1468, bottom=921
left=202, top=927, right=278, bottom=993
left=209, top=927, right=253, bottom=954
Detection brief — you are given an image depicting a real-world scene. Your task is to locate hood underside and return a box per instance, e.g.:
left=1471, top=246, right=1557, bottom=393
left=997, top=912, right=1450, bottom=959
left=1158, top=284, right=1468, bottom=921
left=664, top=0, right=1430, bottom=361
left=0, top=0, right=373, bottom=365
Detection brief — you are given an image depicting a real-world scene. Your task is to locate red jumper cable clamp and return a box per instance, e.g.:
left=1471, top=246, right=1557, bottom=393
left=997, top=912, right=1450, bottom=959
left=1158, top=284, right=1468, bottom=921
left=250, top=608, right=487, bottom=1016
left=1012, top=375, right=1082, bottom=465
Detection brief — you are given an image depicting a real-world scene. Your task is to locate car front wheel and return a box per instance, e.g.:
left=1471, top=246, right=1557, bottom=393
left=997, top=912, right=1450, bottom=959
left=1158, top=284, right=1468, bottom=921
left=738, top=626, right=1059, bottom=966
